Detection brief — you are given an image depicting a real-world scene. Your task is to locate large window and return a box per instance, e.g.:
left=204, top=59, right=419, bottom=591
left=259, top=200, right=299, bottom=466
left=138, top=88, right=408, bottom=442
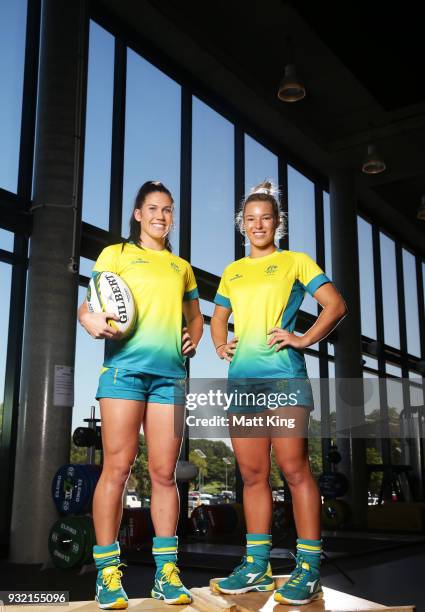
left=323, top=191, right=332, bottom=279
left=287, top=165, right=316, bottom=315
left=0, top=0, right=27, bottom=193
left=357, top=216, right=377, bottom=339
left=123, top=50, right=181, bottom=250
left=191, top=98, right=234, bottom=275
left=402, top=249, right=420, bottom=357
left=423, top=262, right=425, bottom=324
left=380, top=232, right=400, bottom=349
left=0, top=262, right=12, bottom=438
left=82, top=21, right=114, bottom=230
left=244, top=135, right=278, bottom=194
left=304, top=354, right=322, bottom=476
left=0, top=229, right=14, bottom=251
left=244, top=136, right=279, bottom=256
left=72, top=285, right=105, bottom=432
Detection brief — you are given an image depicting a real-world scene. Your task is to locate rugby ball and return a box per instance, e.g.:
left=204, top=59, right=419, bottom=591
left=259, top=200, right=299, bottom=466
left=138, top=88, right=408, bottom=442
left=87, top=272, right=136, bottom=338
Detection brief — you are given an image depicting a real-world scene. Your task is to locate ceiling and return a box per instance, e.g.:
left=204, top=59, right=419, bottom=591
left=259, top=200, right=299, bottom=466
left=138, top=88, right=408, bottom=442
left=98, top=0, right=425, bottom=248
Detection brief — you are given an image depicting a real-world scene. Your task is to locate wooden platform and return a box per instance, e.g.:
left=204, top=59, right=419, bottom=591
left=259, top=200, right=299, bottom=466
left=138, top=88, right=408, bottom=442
left=4, top=577, right=415, bottom=612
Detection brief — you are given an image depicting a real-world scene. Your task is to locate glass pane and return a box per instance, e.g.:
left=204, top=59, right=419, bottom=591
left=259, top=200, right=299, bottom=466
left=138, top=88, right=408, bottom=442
left=82, top=21, right=114, bottom=230
left=189, top=321, right=236, bottom=498
left=323, top=191, right=332, bottom=279
left=402, top=249, right=420, bottom=356
left=423, top=262, right=425, bottom=324
left=79, top=256, right=95, bottom=279
left=0, top=262, right=12, bottom=438
left=0, top=229, right=14, bottom=251
left=385, top=362, right=403, bottom=415
left=328, top=361, right=336, bottom=435
left=385, top=363, right=403, bottom=465
left=244, top=135, right=279, bottom=257
left=386, top=363, right=401, bottom=377
left=363, top=354, right=378, bottom=371
left=199, top=298, right=214, bottom=318
left=304, top=354, right=322, bottom=475
left=357, top=217, right=376, bottom=339
left=244, top=135, right=279, bottom=193
left=123, top=50, right=181, bottom=252
left=72, top=286, right=106, bottom=431
left=190, top=322, right=231, bottom=380
left=287, top=165, right=316, bottom=315
left=408, top=370, right=423, bottom=408
left=0, top=0, right=27, bottom=193
left=363, top=371, right=380, bottom=417
left=380, top=233, right=400, bottom=349
left=191, top=97, right=234, bottom=275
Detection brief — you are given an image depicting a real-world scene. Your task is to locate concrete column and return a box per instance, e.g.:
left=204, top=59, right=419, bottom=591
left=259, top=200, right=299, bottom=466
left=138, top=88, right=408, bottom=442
left=329, top=169, right=368, bottom=528
left=10, top=0, right=86, bottom=562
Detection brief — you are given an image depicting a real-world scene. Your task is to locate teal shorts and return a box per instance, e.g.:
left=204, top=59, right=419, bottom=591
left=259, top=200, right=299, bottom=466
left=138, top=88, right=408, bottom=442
left=227, top=378, right=314, bottom=413
left=96, top=367, right=186, bottom=405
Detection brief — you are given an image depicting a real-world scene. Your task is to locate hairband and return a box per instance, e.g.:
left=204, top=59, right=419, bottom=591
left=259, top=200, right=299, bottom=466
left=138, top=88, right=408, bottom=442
left=252, top=187, right=270, bottom=195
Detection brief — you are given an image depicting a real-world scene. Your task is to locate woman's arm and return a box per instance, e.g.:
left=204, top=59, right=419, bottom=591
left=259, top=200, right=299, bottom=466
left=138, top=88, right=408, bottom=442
left=211, top=304, right=238, bottom=362
left=268, top=283, right=347, bottom=351
left=78, top=299, right=121, bottom=340
left=182, top=299, right=204, bottom=356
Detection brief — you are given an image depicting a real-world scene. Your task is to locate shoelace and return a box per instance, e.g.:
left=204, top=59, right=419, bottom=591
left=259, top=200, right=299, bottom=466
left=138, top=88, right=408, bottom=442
left=229, top=555, right=251, bottom=577
left=160, top=562, right=183, bottom=587
left=286, top=555, right=315, bottom=587
left=102, top=563, right=125, bottom=591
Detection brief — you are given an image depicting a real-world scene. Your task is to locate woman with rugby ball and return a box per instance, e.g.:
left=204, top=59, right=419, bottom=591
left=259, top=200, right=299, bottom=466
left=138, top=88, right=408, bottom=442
left=211, top=181, right=347, bottom=605
left=78, top=181, right=203, bottom=608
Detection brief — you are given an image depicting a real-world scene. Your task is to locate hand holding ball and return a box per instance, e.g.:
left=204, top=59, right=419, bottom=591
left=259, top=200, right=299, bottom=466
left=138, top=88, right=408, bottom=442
left=86, top=272, right=136, bottom=339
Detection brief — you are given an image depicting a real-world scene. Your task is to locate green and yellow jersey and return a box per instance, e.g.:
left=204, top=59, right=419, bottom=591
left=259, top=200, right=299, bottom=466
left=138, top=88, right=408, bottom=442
left=214, top=249, right=331, bottom=379
left=92, top=242, right=199, bottom=378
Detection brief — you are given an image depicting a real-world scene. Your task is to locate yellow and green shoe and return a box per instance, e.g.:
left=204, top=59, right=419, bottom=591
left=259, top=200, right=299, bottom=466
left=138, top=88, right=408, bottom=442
left=151, top=562, right=192, bottom=605
left=274, top=558, right=323, bottom=605
left=95, top=564, right=128, bottom=610
left=213, top=555, right=275, bottom=595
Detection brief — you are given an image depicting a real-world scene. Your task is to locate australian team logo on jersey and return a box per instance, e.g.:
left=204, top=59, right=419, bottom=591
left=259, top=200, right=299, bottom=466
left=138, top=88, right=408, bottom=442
left=265, top=264, right=278, bottom=275
left=170, top=261, right=181, bottom=274
left=229, top=273, right=243, bottom=281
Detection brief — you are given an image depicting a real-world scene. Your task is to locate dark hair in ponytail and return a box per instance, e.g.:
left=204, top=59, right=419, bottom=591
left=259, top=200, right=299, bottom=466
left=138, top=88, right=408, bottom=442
left=124, top=180, right=173, bottom=252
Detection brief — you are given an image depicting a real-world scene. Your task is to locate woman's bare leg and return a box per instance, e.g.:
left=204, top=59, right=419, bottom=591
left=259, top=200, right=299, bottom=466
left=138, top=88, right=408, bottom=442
left=143, top=403, right=184, bottom=536
left=272, top=408, right=321, bottom=539
left=231, top=436, right=272, bottom=533
left=93, top=398, right=145, bottom=545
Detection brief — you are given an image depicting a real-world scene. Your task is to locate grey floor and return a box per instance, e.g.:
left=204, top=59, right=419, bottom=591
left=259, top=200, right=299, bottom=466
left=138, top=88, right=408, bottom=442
left=0, top=540, right=423, bottom=610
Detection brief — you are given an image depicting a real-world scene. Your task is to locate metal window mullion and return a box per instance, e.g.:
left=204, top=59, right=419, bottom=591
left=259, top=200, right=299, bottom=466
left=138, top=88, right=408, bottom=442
left=17, top=0, right=41, bottom=204
left=234, top=126, right=244, bottom=261
left=109, top=38, right=126, bottom=236
left=396, top=243, right=421, bottom=496
left=372, top=225, right=391, bottom=464
left=414, top=257, right=425, bottom=496
left=279, top=160, right=288, bottom=252
left=179, top=87, right=191, bottom=261
left=176, top=86, right=192, bottom=535
left=232, top=128, right=244, bottom=505
left=0, top=235, right=28, bottom=554
left=416, top=257, right=425, bottom=359
left=314, top=185, right=329, bottom=470
left=395, top=243, right=408, bottom=375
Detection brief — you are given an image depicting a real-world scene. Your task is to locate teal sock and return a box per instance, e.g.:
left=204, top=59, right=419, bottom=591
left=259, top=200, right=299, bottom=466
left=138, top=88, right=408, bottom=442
left=296, top=538, right=321, bottom=572
left=246, top=533, right=271, bottom=566
left=93, top=541, right=120, bottom=570
left=152, top=536, right=178, bottom=570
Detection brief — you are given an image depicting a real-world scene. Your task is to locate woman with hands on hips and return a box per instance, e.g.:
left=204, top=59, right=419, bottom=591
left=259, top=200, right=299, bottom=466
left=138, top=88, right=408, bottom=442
left=211, top=180, right=346, bottom=605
